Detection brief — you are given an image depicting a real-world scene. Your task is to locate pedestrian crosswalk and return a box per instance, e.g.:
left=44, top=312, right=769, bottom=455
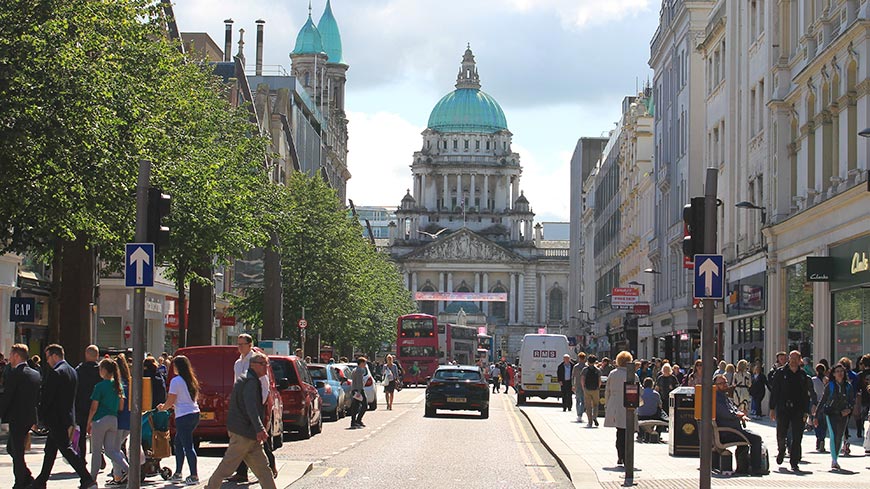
left=316, top=467, right=349, bottom=478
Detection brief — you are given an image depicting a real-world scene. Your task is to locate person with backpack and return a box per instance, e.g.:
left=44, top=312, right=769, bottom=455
left=814, top=363, right=854, bottom=470
left=579, top=355, right=601, bottom=428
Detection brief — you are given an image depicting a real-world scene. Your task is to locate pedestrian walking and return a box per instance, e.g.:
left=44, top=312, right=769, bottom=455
left=684, top=359, right=703, bottom=387
left=770, top=350, right=815, bottom=472
left=749, top=363, right=768, bottom=417
left=505, top=364, right=517, bottom=394
left=489, top=363, right=501, bottom=394
left=383, top=354, right=399, bottom=410
left=226, top=333, right=255, bottom=483
left=815, top=363, right=854, bottom=470
left=349, top=357, right=370, bottom=429
left=144, top=356, right=167, bottom=410
left=600, top=357, right=614, bottom=377
left=75, top=345, right=101, bottom=465
left=571, top=352, right=587, bottom=421
left=580, top=355, right=601, bottom=427
left=115, top=353, right=132, bottom=457
left=811, top=363, right=828, bottom=452
left=204, top=352, right=276, bottom=489
left=31, top=344, right=97, bottom=489
left=714, top=374, right=767, bottom=475
left=0, top=343, right=41, bottom=489
left=557, top=354, right=574, bottom=412
left=604, top=351, right=638, bottom=466
left=86, top=357, right=129, bottom=485
left=157, top=355, right=201, bottom=485
left=732, top=359, right=752, bottom=414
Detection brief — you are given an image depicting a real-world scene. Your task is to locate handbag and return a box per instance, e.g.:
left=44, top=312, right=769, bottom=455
left=149, top=416, right=172, bottom=459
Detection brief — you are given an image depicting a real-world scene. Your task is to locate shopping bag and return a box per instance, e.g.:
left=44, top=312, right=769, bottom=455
left=71, top=426, right=81, bottom=456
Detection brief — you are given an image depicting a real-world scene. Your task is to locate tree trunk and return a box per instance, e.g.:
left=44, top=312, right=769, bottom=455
left=187, top=265, right=213, bottom=346
left=59, top=238, right=94, bottom=365
left=263, top=234, right=283, bottom=340
left=47, top=240, right=63, bottom=344
left=175, top=268, right=188, bottom=349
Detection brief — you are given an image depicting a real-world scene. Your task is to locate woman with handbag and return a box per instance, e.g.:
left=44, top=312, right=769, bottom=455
left=86, top=358, right=130, bottom=485
left=383, top=355, right=399, bottom=410
left=815, top=363, right=854, bottom=470
left=158, top=355, right=201, bottom=485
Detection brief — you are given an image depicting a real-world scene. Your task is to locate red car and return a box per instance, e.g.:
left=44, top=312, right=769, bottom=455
left=172, top=346, right=284, bottom=449
left=269, top=355, right=322, bottom=439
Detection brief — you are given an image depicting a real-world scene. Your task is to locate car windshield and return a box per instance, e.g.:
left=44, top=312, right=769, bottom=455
left=433, top=369, right=481, bottom=381
left=308, top=366, right=327, bottom=380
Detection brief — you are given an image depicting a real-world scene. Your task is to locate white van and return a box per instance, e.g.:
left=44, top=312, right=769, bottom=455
left=516, top=334, right=570, bottom=405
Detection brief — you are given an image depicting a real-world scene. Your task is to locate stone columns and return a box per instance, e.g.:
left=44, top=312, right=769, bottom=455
left=508, top=273, right=517, bottom=324
left=539, top=274, right=547, bottom=323
left=470, top=174, right=476, bottom=209
left=411, top=272, right=418, bottom=295
left=483, top=174, right=490, bottom=210
left=438, top=272, right=445, bottom=313
left=474, top=273, right=481, bottom=310
left=511, top=176, right=519, bottom=207
left=420, top=173, right=427, bottom=209
left=517, top=273, right=525, bottom=324
left=443, top=174, right=449, bottom=210
left=482, top=273, right=490, bottom=316
left=447, top=272, right=454, bottom=294
left=456, top=174, right=463, bottom=207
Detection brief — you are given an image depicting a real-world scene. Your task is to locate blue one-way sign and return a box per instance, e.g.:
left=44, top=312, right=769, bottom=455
left=125, top=243, right=155, bottom=288
left=694, top=254, right=724, bottom=299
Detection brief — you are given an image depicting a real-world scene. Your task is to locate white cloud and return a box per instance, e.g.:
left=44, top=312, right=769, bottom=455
left=514, top=144, right=572, bottom=222
left=345, top=111, right=423, bottom=207
left=507, top=0, right=654, bottom=28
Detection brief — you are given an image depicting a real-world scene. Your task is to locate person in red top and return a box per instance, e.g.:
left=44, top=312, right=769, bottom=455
left=505, top=364, right=517, bottom=394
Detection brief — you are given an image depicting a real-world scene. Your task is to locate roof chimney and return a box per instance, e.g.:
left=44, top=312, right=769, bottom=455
left=223, top=19, right=233, bottom=62
left=256, top=20, right=265, bottom=76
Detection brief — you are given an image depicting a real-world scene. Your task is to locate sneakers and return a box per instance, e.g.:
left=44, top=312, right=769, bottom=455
left=184, top=475, right=199, bottom=486
left=170, top=473, right=183, bottom=482
left=586, top=422, right=593, bottom=428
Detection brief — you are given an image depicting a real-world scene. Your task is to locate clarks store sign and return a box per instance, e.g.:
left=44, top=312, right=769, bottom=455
left=806, top=256, right=834, bottom=282
left=830, top=235, right=870, bottom=290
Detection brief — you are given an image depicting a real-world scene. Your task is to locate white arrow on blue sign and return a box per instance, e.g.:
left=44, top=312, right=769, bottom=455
left=693, top=254, right=724, bottom=299
left=125, top=243, right=155, bottom=287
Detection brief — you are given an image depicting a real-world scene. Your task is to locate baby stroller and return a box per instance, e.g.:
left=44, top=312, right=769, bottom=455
left=141, top=409, right=173, bottom=481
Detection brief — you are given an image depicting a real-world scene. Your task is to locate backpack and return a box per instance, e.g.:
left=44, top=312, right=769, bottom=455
left=584, top=366, right=600, bottom=390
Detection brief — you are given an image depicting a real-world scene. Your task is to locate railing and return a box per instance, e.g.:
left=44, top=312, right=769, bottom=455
left=539, top=248, right=569, bottom=258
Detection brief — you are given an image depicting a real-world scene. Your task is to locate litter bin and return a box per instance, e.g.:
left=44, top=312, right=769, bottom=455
left=669, top=386, right=699, bottom=457
left=598, top=376, right=607, bottom=417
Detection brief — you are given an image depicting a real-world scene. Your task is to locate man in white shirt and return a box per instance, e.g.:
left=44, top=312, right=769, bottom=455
left=228, top=334, right=255, bottom=483
left=489, top=363, right=501, bottom=394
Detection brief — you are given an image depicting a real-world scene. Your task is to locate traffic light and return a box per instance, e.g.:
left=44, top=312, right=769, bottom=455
left=147, top=187, right=171, bottom=253
left=682, top=197, right=706, bottom=258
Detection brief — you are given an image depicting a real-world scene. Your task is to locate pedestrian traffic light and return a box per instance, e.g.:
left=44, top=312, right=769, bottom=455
left=147, top=187, right=171, bottom=254
left=682, top=197, right=706, bottom=258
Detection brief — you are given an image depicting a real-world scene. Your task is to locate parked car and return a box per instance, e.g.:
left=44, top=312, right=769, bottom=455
left=171, top=346, right=283, bottom=449
left=335, top=362, right=378, bottom=410
left=425, top=365, right=490, bottom=418
left=270, top=355, right=322, bottom=439
left=307, top=363, right=349, bottom=420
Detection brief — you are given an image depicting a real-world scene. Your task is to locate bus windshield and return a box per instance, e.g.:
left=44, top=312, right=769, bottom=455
left=400, top=318, right=435, bottom=338
left=399, top=346, right=437, bottom=358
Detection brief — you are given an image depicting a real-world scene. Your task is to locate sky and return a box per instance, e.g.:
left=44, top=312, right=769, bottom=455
left=173, top=0, right=660, bottom=222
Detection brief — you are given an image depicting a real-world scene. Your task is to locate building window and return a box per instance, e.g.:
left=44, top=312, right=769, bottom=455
left=491, top=284, right=507, bottom=320
left=419, top=285, right=437, bottom=316
left=453, top=140, right=458, bottom=150
left=548, top=287, right=564, bottom=321
left=785, top=261, right=813, bottom=358
left=486, top=140, right=490, bottom=150
left=475, top=140, right=480, bottom=150
left=464, top=140, right=469, bottom=149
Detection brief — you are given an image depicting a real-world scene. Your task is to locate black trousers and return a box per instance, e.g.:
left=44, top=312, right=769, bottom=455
left=723, top=428, right=763, bottom=471
left=351, top=391, right=368, bottom=424
left=775, top=410, right=805, bottom=466
left=616, top=428, right=626, bottom=462
left=561, top=382, right=573, bottom=410
left=35, top=422, right=94, bottom=488
left=8, top=422, right=32, bottom=488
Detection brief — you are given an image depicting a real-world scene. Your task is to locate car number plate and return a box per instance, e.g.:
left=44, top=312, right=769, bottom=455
left=199, top=412, right=215, bottom=421
left=447, top=397, right=466, bottom=403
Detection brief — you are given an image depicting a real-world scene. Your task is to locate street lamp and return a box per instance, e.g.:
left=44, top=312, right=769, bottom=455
left=627, top=280, right=646, bottom=293
left=643, top=268, right=661, bottom=275
left=859, top=127, right=870, bottom=138
left=735, top=201, right=767, bottom=224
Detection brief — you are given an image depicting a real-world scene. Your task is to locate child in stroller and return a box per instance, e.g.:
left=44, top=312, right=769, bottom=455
left=141, top=409, right=174, bottom=481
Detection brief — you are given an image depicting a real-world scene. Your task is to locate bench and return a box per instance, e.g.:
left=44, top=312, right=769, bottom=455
left=711, top=420, right=751, bottom=475
left=637, top=419, right=668, bottom=443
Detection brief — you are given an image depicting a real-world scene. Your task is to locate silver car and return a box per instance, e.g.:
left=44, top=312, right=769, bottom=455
left=335, top=362, right=378, bottom=410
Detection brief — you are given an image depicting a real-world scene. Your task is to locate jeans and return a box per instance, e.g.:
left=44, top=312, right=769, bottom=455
left=205, top=432, right=275, bottom=489
left=775, top=410, right=805, bottom=467
left=174, top=413, right=200, bottom=476
left=750, top=396, right=763, bottom=416
left=826, top=413, right=848, bottom=463
left=89, top=416, right=129, bottom=481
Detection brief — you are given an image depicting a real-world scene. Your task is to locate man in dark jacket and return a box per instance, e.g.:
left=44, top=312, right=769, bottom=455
left=205, top=352, right=276, bottom=489
left=74, top=344, right=101, bottom=464
left=32, top=344, right=96, bottom=489
left=556, top=354, right=575, bottom=412
left=770, top=350, right=815, bottom=472
left=714, top=375, right=766, bottom=475
left=0, top=344, right=42, bottom=489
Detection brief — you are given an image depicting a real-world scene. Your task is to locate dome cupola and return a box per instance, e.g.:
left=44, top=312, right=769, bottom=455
left=291, top=9, right=324, bottom=56
left=317, top=0, right=345, bottom=64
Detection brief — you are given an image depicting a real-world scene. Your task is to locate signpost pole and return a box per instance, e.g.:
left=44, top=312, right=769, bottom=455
left=128, top=160, right=150, bottom=489
left=699, top=167, right=719, bottom=489
left=625, top=361, right=637, bottom=484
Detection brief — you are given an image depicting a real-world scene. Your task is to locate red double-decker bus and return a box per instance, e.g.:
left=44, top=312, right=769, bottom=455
left=397, top=313, right=439, bottom=386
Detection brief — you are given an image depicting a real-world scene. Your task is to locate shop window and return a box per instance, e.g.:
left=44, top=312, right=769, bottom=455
left=834, top=288, right=870, bottom=363
left=786, top=262, right=814, bottom=358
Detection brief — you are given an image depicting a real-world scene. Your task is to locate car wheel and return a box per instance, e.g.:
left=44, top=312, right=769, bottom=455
left=312, top=412, right=323, bottom=435
left=517, top=394, right=526, bottom=406
left=480, top=407, right=489, bottom=419
left=424, top=404, right=435, bottom=417
left=298, top=411, right=312, bottom=440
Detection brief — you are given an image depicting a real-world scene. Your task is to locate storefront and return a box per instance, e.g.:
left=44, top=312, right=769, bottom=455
left=727, top=271, right=766, bottom=365
left=831, top=234, right=870, bottom=363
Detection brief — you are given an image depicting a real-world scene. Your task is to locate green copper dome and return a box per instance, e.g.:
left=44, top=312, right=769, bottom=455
left=317, top=0, right=345, bottom=64
left=291, top=14, right=323, bottom=56
left=427, top=89, right=508, bottom=133
left=426, top=46, right=508, bottom=134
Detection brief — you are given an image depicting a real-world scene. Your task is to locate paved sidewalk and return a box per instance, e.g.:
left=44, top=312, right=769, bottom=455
left=0, top=430, right=311, bottom=488
left=517, top=396, right=870, bottom=489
